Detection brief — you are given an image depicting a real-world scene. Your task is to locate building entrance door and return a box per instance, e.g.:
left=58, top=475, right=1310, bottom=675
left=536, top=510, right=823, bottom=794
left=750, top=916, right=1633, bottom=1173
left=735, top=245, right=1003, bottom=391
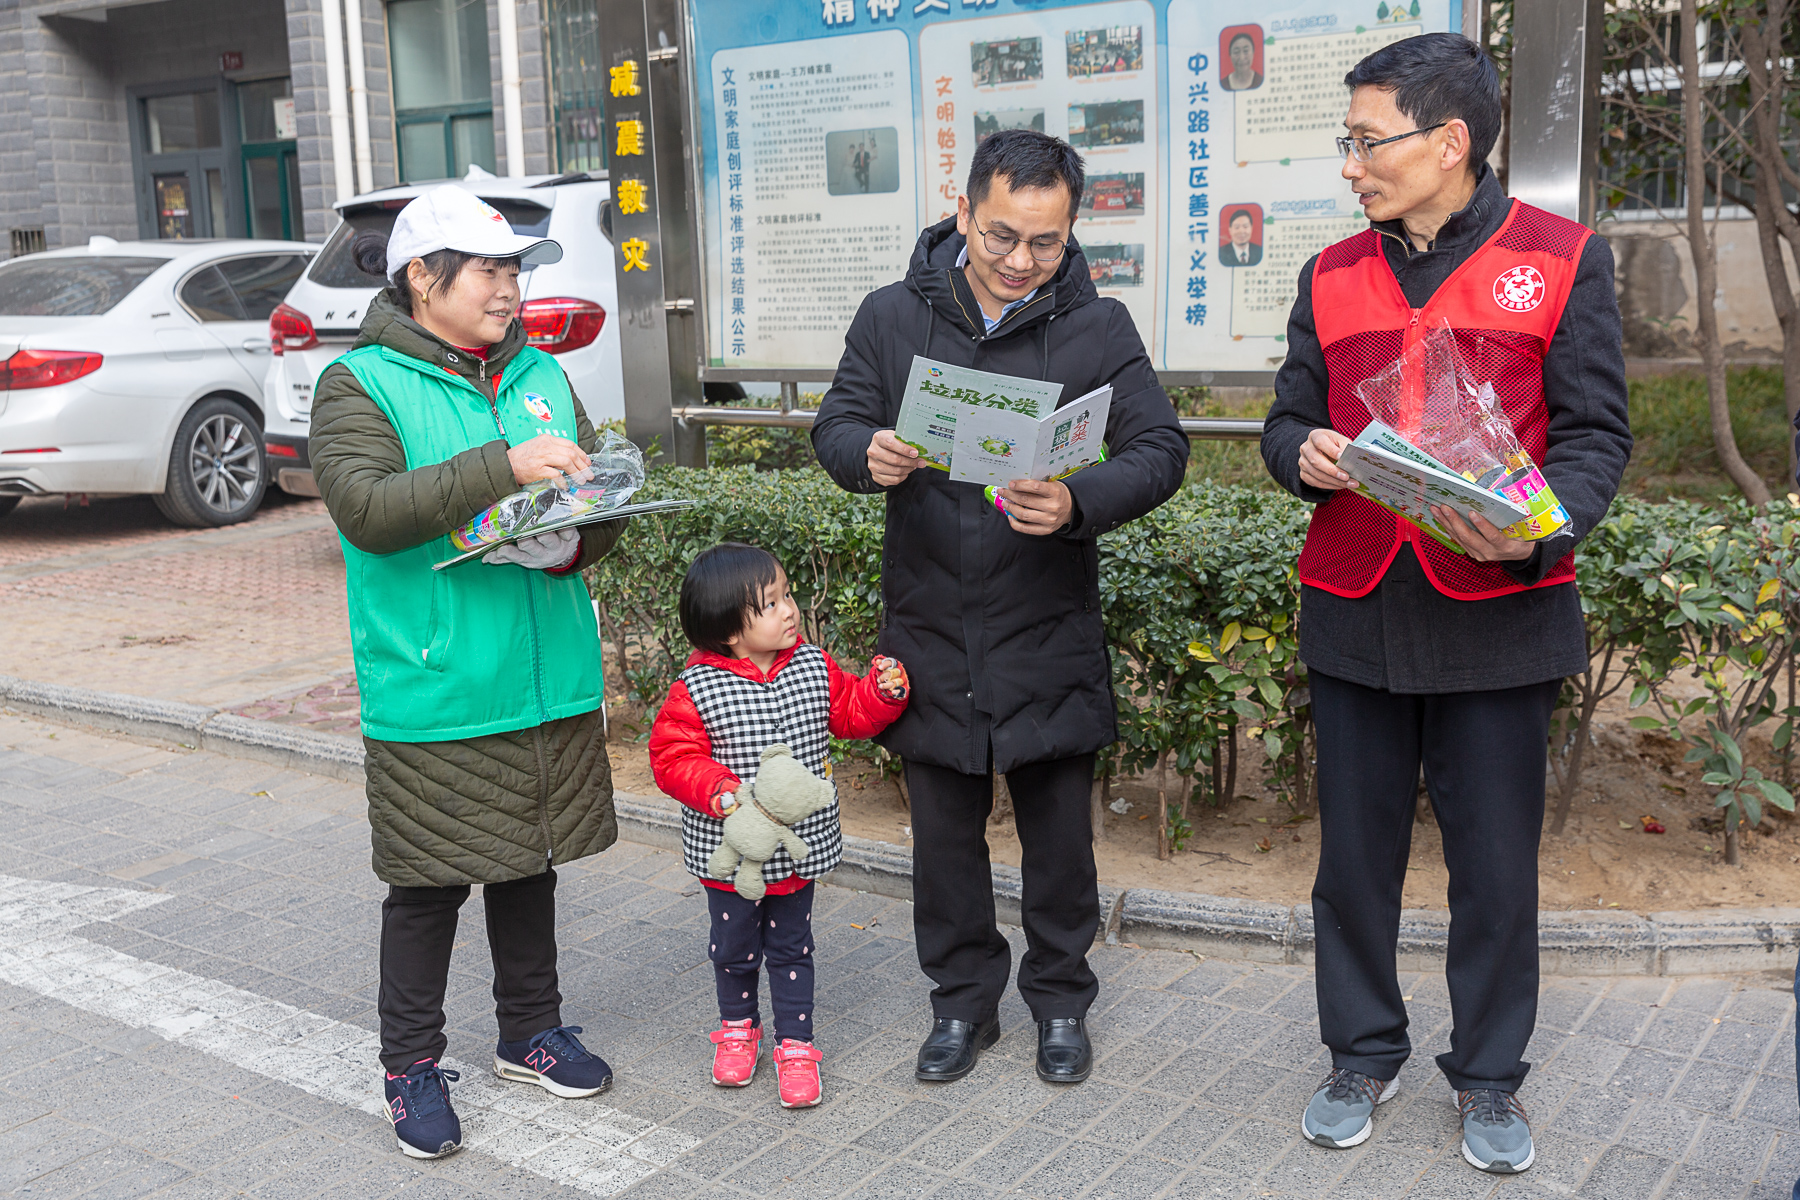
left=135, top=88, right=230, bottom=238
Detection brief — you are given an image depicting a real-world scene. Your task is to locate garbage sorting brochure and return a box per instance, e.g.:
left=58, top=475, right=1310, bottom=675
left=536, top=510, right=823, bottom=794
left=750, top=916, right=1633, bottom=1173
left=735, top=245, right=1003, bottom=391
left=1336, top=420, right=1531, bottom=554
left=949, top=385, right=1113, bottom=488
left=433, top=498, right=696, bottom=570
left=893, top=355, right=1065, bottom=471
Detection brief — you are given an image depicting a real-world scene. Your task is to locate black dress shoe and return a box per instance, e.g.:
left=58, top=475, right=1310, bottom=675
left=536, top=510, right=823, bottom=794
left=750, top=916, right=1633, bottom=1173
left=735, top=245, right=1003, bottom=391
left=915, top=1016, right=1000, bottom=1082
left=1036, top=1017, right=1092, bottom=1083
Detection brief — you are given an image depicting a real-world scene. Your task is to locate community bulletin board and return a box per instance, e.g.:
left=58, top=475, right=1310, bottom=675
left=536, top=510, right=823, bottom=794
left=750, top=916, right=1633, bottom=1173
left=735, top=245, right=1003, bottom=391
left=688, top=0, right=1461, bottom=375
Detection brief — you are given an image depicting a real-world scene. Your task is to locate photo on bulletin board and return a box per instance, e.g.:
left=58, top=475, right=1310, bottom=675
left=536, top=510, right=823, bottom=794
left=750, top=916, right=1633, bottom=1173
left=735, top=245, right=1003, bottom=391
left=1219, top=203, right=1263, bottom=267
left=1080, top=172, right=1146, bottom=216
left=1086, top=243, right=1145, bottom=287
left=1219, top=24, right=1265, bottom=92
left=971, top=37, right=1043, bottom=86
left=826, top=128, right=901, bottom=195
left=1065, top=26, right=1144, bottom=77
left=1067, top=99, right=1145, bottom=147
left=974, top=107, right=1046, bottom=145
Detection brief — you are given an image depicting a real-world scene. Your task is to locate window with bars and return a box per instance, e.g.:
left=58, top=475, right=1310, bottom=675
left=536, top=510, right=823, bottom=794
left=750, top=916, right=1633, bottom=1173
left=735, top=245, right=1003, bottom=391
left=545, top=0, right=606, bottom=173
left=387, top=0, right=498, bottom=181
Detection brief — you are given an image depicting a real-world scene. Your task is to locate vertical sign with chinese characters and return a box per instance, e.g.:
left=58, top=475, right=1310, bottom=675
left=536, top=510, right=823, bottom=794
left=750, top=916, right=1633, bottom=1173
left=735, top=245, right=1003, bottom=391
left=597, top=0, right=678, bottom=456
left=917, top=1, right=1161, bottom=344
left=686, top=0, right=1457, bottom=376
left=1161, top=0, right=1439, bottom=371
left=703, top=30, right=917, bottom=371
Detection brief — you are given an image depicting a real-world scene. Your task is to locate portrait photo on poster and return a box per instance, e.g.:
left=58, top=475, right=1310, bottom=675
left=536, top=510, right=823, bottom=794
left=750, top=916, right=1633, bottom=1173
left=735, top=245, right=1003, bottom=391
left=1087, top=243, right=1145, bottom=287
left=971, top=36, right=1042, bottom=86
left=1219, top=24, right=1265, bottom=92
left=1065, top=26, right=1143, bottom=77
left=1219, top=203, right=1263, bottom=267
left=974, top=107, right=1046, bottom=145
left=1079, top=171, right=1146, bottom=217
left=1067, top=99, right=1145, bottom=148
left=825, top=127, right=900, bottom=195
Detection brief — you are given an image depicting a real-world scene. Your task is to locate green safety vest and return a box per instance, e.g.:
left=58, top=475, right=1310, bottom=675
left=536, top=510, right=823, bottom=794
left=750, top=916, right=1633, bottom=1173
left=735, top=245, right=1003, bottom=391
left=335, top=343, right=603, bottom=742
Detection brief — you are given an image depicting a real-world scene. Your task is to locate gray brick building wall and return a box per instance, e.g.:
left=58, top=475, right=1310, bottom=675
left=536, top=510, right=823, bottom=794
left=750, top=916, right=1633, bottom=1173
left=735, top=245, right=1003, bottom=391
left=23, top=7, right=132, bottom=247
left=488, top=0, right=553, bottom=177
left=1, top=0, right=583, bottom=251
left=286, top=0, right=338, bottom=241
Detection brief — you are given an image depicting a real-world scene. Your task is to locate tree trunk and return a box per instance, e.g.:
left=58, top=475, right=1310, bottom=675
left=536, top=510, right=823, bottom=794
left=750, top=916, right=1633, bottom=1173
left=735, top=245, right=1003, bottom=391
left=1224, top=721, right=1238, bottom=804
left=1725, top=811, right=1741, bottom=866
left=1156, top=748, right=1171, bottom=861
left=1549, top=692, right=1602, bottom=835
left=1090, top=768, right=1108, bottom=842
left=1739, top=0, right=1800, bottom=489
left=1682, top=0, right=1771, bottom=505
left=1211, top=735, right=1224, bottom=807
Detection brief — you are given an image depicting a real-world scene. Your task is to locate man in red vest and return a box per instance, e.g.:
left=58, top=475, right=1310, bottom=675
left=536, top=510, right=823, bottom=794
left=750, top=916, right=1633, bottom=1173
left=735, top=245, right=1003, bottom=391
left=1261, top=33, right=1631, bottom=1175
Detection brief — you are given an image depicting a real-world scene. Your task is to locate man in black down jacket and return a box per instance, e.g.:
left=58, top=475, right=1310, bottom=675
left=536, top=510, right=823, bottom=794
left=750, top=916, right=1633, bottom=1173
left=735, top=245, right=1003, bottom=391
left=812, top=130, right=1188, bottom=1086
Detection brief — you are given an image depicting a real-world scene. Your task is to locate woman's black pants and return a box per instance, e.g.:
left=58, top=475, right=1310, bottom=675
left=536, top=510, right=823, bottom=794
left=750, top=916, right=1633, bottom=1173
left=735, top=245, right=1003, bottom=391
left=1310, top=671, right=1560, bottom=1093
left=377, top=867, right=563, bottom=1073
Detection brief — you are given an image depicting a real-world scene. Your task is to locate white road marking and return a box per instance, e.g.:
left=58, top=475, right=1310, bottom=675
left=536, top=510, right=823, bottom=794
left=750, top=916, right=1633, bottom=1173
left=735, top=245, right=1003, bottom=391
left=0, top=874, right=699, bottom=1195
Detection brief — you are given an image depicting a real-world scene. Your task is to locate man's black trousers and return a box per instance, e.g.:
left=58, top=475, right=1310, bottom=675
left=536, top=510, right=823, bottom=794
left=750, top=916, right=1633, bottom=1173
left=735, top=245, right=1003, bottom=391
left=906, top=753, right=1099, bottom=1022
left=377, top=867, right=563, bottom=1073
left=1311, top=670, right=1560, bottom=1093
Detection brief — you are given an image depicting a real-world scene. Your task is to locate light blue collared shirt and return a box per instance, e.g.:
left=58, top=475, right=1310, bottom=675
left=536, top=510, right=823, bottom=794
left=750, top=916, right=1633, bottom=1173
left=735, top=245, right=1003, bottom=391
left=956, top=244, right=1038, bottom=332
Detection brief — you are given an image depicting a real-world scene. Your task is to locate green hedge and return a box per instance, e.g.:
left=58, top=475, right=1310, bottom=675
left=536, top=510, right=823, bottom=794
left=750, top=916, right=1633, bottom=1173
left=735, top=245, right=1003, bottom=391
left=587, top=468, right=1800, bottom=856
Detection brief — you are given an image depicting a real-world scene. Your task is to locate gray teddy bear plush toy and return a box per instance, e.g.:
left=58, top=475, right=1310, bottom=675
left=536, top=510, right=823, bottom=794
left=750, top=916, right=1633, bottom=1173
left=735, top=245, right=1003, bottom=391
left=707, top=743, right=837, bottom=901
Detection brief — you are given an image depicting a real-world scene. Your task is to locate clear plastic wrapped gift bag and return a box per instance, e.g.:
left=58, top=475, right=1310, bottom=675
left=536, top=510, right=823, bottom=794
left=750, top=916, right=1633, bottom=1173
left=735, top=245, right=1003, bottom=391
left=1354, top=317, right=1571, bottom=542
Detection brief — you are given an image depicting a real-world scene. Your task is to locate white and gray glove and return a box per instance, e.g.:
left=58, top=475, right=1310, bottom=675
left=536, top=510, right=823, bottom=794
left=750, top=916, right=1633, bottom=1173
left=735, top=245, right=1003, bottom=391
left=485, top=528, right=581, bottom=570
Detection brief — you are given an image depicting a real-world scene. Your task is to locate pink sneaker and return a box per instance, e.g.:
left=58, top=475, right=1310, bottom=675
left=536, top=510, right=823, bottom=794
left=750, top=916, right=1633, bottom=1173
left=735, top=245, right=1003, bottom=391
left=774, top=1038, right=823, bottom=1108
left=709, top=1019, right=760, bottom=1086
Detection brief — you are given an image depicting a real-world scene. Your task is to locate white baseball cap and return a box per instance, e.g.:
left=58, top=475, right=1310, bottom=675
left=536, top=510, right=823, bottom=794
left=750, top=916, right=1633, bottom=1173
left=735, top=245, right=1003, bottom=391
left=384, top=185, right=564, bottom=278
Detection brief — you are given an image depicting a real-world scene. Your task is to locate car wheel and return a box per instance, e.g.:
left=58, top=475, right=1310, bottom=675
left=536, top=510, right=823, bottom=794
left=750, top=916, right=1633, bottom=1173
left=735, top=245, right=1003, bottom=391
left=153, top=396, right=266, bottom=528
left=0, top=496, right=18, bottom=519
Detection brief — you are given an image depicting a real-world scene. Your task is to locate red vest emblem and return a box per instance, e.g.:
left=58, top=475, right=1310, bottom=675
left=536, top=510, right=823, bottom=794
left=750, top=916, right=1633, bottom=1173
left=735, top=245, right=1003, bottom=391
left=1493, top=264, right=1546, bottom=312
left=1298, top=200, right=1588, bottom=602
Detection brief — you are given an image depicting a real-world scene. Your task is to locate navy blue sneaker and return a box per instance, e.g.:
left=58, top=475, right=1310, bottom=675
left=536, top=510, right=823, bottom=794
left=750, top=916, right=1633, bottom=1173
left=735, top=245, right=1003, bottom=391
left=384, top=1059, right=461, bottom=1159
left=494, top=1025, right=613, bottom=1098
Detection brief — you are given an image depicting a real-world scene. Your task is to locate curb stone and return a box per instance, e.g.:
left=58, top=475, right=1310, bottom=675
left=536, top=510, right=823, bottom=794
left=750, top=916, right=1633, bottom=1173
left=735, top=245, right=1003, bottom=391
left=4, top=674, right=1797, bottom=977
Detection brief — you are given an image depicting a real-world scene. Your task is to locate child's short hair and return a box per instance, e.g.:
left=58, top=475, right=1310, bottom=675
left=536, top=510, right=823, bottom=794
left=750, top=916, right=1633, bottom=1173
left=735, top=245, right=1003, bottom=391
left=679, top=542, right=783, bottom=656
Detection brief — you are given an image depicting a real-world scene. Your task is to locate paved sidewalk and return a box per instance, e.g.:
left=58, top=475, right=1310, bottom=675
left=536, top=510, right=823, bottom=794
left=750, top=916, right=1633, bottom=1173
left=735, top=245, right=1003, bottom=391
left=0, top=494, right=352, bottom=709
left=0, top=712, right=1796, bottom=1200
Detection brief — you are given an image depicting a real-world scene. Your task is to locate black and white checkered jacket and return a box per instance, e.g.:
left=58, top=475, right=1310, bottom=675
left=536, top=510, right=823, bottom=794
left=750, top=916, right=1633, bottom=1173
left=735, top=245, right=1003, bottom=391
left=650, top=642, right=905, bottom=889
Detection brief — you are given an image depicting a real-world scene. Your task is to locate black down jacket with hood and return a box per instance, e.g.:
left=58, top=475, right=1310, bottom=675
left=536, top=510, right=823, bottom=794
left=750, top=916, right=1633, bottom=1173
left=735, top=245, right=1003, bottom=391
left=811, top=218, right=1189, bottom=776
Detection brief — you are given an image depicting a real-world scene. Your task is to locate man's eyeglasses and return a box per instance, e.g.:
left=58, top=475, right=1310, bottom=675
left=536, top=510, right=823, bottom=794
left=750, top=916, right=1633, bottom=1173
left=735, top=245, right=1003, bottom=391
left=975, top=222, right=1067, bottom=262
left=1334, top=123, right=1447, bottom=163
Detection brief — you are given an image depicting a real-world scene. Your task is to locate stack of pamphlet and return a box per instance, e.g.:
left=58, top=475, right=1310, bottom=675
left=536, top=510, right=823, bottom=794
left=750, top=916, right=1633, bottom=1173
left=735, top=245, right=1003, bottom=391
left=1337, top=419, right=1565, bottom=552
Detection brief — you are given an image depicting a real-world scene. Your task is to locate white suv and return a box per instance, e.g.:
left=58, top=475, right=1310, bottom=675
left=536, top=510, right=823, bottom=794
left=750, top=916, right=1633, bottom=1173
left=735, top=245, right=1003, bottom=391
left=261, top=171, right=625, bottom=497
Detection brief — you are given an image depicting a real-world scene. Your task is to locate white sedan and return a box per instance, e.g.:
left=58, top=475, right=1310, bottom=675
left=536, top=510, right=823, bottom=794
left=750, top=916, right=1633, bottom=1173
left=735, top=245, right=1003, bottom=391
left=0, top=236, right=315, bottom=527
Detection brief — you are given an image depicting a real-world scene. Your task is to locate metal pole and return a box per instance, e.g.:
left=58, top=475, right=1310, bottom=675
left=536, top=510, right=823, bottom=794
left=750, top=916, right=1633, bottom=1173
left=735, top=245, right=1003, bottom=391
left=645, top=0, right=705, bottom=466
left=1506, top=0, right=1603, bottom=224
left=779, top=381, right=798, bottom=414
left=596, top=0, right=678, bottom=461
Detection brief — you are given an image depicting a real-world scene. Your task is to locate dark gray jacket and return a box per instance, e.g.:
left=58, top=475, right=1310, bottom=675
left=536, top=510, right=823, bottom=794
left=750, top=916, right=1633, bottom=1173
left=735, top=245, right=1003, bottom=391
left=812, top=218, right=1189, bottom=773
left=1261, top=166, right=1632, bottom=693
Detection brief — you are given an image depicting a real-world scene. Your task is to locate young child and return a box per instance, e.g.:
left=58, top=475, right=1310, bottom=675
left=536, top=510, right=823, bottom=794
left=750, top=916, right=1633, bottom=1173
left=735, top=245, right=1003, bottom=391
left=650, top=542, right=909, bottom=1108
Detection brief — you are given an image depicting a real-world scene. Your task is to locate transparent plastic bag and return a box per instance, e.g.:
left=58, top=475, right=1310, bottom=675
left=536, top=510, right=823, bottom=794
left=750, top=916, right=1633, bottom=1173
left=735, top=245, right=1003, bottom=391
left=1354, top=317, right=1571, bottom=542
left=450, top=430, right=645, bottom=552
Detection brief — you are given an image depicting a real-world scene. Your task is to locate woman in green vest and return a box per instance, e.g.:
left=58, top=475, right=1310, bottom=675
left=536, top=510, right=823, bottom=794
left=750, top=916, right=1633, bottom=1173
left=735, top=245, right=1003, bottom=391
left=309, top=186, right=623, bottom=1160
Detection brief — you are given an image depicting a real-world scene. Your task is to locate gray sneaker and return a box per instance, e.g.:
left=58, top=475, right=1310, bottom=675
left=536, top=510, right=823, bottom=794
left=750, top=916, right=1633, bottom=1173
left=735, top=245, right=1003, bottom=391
left=1301, top=1067, right=1398, bottom=1148
left=1458, top=1089, right=1534, bottom=1173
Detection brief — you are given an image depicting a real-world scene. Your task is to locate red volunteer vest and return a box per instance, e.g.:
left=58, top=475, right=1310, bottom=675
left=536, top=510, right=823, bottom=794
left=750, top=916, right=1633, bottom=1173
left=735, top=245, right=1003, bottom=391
left=1298, top=199, right=1587, bottom=601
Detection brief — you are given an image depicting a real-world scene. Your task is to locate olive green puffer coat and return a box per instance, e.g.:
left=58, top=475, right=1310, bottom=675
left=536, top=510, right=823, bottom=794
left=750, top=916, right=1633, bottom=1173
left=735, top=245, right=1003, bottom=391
left=311, top=291, right=623, bottom=888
